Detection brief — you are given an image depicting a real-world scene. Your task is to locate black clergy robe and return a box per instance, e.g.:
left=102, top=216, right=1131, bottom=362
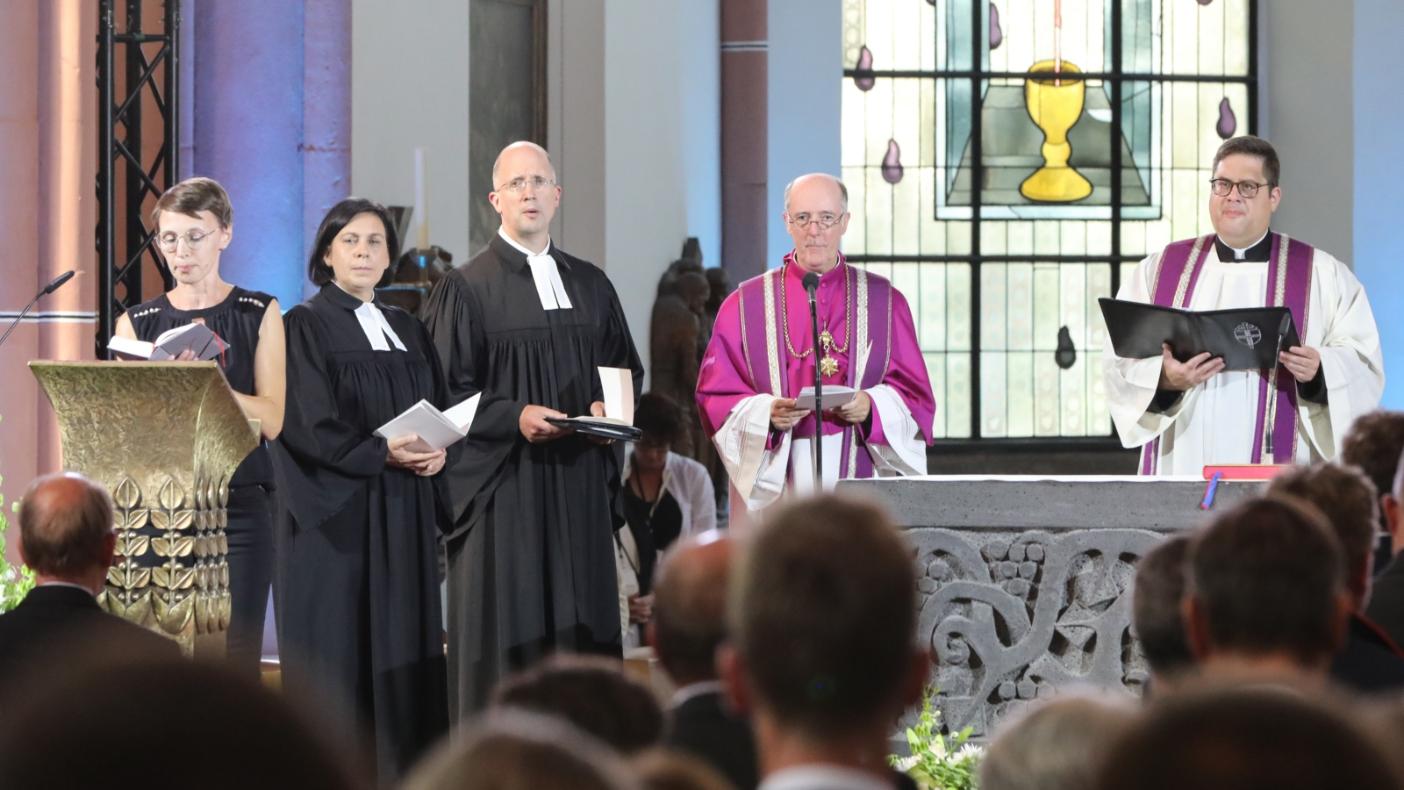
left=273, top=283, right=448, bottom=781
left=420, top=233, right=643, bottom=720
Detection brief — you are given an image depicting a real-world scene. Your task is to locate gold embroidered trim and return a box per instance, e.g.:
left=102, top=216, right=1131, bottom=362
left=848, top=267, right=870, bottom=478
left=1173, top=235, right=1211, bottom=308
left=762, top=270, right=783, bottom=396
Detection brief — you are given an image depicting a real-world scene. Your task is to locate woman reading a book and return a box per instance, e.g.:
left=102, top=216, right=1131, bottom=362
left=272, top=197, right=448, bottom=782
left=113, top=177, right=284, bottom=679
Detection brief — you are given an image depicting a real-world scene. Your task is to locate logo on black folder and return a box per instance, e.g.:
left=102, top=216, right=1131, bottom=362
left=1233, top=322, right=1263, bottom=348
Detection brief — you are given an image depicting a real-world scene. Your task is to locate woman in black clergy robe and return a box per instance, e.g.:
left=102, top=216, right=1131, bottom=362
left=274, top=198, right=448, bottom=781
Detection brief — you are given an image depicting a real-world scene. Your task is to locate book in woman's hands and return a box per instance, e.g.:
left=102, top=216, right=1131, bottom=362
left=108, top=322, right=229, bottom=361
left=375, top=393, right=482, bottom=452
left=1098, top=298, right=1300, bottom=371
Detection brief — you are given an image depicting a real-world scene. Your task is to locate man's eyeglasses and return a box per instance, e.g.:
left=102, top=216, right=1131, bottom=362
left=156, top=228, right=218, bottom=252
left=496, top=175, right=556, bottom=194
left=787, top=212, right=846, bottom=229
left=1209, top=178, right=1273, bottom=199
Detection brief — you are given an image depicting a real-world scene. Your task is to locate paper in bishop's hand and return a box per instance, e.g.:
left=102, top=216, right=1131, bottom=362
left=375, top=393, right=481, bottom=452
left=1099, top=298, right=1300, bottom=371
left=795, top=386, right=858, bottom=411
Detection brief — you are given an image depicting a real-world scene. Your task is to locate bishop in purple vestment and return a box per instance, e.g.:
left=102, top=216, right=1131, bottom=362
left=695, top=174, right=936, bottom=515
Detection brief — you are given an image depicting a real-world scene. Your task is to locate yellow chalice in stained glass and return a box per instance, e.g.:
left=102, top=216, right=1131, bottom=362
left=1020, top=59, right=1093, bottom=203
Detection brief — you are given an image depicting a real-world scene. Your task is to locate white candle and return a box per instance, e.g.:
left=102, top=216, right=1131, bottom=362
left=414, top=147, right=429, bottom=249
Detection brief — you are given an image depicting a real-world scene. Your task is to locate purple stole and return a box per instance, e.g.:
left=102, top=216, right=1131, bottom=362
left=1140, top=232, right=1315, bottom=473
left=734, top=257, right=895, bottom=480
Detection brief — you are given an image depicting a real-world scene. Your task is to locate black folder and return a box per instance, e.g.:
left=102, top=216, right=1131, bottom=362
left=1098, top=298, right=1300, bottom=371
left=545, top=416, right=643, bottom=442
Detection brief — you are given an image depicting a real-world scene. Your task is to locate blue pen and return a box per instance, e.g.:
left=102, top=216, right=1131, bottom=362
left=1200, top=472, right=1223, bottom=510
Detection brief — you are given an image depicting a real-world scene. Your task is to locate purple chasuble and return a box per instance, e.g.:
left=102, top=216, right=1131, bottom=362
left=696, top=252, right=936, bottom=482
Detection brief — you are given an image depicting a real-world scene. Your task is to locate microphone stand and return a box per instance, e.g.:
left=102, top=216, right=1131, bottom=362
left=806, top=276, right=824, bottom=493
left=0, top=271, right=76, bottom=350
left=1263, top=313, right=1292, bottom=460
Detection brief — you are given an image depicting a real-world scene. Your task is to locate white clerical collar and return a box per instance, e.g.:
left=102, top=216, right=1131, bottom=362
left=334, top=283, right=407, bottom=351
left=498, top=227, right=572, bottom=310
left=759, top=765, right=896, bottom=790
left=1224, top=230, right=1269, bottom=261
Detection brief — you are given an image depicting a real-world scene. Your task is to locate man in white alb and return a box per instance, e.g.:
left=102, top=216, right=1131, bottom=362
left=1104, top=135, right=1383, bottom=474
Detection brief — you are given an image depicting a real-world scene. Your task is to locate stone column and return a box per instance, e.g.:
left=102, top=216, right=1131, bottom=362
left=192, top=0, right=308, bottom=308
left=720, top=0, right=768, bottom=281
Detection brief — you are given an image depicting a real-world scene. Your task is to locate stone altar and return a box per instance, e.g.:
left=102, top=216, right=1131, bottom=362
left=837, top=475, right=1262, bottom=738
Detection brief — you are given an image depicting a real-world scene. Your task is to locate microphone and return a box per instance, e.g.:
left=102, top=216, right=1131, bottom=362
left=802, top=272, right=823, bottom=492
left=0, top=270, right=79, bottom=350
left=42, top=270, right=76, bottom=295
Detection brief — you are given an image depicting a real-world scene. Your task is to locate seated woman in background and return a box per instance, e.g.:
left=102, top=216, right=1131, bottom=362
left=114, top=176, right=284, bottom=679
left=616, top=392, right=716, bottom=647
left=274, top=197, right=448, bottom=782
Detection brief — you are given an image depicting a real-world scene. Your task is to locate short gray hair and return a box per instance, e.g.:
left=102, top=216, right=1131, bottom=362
left=980, top=694, right=1137, bottom=790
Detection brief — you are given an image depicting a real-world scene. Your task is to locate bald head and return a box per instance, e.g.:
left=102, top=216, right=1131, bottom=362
left=18, top=472, right=115, bottom=582
left=783, top=173, right=848, bottom=214
left=649, top=531, right=733, bottom=685
left=491, top=141, right=556, bottom=187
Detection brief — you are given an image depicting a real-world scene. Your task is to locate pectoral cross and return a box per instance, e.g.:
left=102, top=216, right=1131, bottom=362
left=819, top=330, right=840, bottom=377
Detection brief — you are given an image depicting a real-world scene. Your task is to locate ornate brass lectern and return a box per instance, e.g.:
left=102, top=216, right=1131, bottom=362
left=30, top=361, right=258, bottom=656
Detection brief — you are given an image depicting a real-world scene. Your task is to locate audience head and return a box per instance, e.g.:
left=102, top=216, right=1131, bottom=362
left=307, top=197, right=400, bottom=293
left=1184, top=495, right=1350, bottom=675
left=631, top=748, right=735, bottom=790
left=489, top=141, right=560, bottom=246
left=17, top=471, right=115, bottom=591
left=649, top=530, right=733, bottom=687
left=1342, top=410, right=1404, bottom=545
left=1267, top=463, right=1379, bottom=609
left=491, top=654, right=664, bottom=755
left=1131, top=533, right=1195, bottom=691
left=1343, top=411, right=1404, bottom=504
left=634, top=393, right=686, bottom=472
left=1094, top=685, right=1400, bottom=790
left=979, top=693, right=1137, bottom=790
left=404, top=710, right=638, bottom=790
left=723, top=494, right=924, bottom=741
left=0, top=652, right=367, bottom=789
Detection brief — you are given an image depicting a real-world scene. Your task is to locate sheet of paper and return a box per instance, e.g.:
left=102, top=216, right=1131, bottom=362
left=795, top=385, right=857, bottom=411
left=598, top=366, right=634, bottom=424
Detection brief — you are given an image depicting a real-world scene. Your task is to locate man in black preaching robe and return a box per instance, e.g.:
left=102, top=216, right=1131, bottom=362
left=421, top=141, right=644, bottom=719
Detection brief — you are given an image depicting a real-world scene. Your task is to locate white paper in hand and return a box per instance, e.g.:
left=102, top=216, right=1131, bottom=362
left=375, top=393, right=481, bottom=452
left=795, top=385, right=857, bottom=411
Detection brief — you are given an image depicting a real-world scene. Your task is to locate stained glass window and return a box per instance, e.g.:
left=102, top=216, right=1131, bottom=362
left=842, top=0, right=1257, bottom=439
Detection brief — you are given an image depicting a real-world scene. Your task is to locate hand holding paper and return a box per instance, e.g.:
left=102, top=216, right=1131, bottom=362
left=375, top=393, right=481, bottom=452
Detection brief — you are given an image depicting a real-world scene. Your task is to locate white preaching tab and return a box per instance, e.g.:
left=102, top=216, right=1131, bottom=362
left=499, top=227, right=572, bottom=311
left=352, top=300, right=408, bottom=351
left=527, top=255, right=573, bottom=311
